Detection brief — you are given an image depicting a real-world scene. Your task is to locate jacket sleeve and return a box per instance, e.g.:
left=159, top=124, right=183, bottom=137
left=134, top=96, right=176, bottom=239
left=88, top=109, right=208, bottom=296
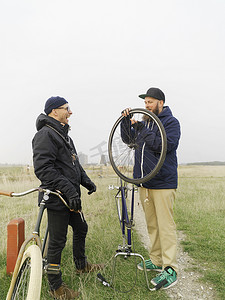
left=68, top=137, right=95, bottom=189
left=79, top=164, right=95, bottom=189
left=164, top=118, right=181, bottom=152
left=138, top=118, right=180, bottom=153
left=120, top=117, right=135, bottom=144
left=32, top=130, right=79, bottom=200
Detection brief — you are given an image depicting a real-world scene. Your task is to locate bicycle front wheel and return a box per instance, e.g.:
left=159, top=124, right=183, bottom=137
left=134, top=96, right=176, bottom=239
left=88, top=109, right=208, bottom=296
left=108, top=108, right=167, bottom=184
left=7, top=245, right=42, bottom=300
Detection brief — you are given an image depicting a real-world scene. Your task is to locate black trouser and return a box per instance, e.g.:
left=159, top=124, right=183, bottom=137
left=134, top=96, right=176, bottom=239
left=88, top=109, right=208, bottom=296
left=47, top=209, right=88, bottom=290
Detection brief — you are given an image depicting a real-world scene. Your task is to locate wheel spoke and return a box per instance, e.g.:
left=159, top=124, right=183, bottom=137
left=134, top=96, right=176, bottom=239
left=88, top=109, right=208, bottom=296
left=12, top=258, right=31, bottom=299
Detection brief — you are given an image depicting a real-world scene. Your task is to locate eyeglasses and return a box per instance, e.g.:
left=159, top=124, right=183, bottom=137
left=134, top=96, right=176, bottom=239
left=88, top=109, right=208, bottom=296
left=57, top=106, right=71, bottom=112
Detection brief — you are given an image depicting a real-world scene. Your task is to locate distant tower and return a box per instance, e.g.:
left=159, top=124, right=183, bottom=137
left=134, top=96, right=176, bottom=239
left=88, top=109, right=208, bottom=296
left=78, top=152, right=88, bottom=166
left=100, top=154, right=107, bottom=166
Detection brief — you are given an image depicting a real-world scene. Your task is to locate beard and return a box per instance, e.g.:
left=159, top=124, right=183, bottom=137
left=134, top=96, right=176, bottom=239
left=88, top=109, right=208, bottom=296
left=143, top=103, right=160, bottom=121
left=152, top=103, right=160, bottom=115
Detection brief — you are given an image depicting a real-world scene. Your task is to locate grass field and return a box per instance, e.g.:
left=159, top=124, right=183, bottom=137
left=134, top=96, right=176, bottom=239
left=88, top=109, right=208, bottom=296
left=175, top=165, right=225, bottom=299
left=0, top=165, right=224, bottom=299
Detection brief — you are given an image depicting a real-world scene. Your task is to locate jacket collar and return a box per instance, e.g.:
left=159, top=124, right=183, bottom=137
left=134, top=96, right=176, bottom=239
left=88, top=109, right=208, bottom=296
left=36, top=113, right=70, bottom=136
left=158, top=106, right=173, bottom=119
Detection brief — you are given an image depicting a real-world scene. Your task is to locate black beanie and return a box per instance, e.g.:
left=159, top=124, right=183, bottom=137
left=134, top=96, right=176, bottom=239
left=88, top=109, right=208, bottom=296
left=44, top=96, right=68, bottom=115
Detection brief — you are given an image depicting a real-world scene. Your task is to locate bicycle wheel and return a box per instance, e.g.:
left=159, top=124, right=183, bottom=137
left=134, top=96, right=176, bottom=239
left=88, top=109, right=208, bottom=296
left=108, top=108, right=167, bottom=184
left=7, top=245, right=42, bottom=300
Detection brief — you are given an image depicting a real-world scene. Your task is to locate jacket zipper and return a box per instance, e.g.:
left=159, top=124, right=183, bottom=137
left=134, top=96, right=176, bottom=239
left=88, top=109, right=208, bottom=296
left=140, top=120, right=153, bottom=187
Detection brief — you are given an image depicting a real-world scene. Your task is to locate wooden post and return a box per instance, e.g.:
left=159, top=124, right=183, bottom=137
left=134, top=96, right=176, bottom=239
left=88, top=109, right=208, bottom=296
left=7, top=218, right=25, bottom=274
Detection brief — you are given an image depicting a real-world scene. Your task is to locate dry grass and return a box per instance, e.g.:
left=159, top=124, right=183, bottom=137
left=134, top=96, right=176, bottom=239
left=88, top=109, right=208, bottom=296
left=0, top=165, right=224, bottom=299
left=176, top=165, right=225, bottom=300
left=178, top=164, right=225, bottom=177
left=0, top=166, right=167, bottom=300
left=0, top=167, right=41, bottom=254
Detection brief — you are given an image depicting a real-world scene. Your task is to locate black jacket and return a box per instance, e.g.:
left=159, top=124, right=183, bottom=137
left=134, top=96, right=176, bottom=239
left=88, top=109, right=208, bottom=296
left=32, top=113, right=93, bottom=210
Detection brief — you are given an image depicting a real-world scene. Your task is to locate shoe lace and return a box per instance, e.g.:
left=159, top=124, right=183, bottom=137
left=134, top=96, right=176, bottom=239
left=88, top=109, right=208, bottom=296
left=158, top=269, right=170, bottom=280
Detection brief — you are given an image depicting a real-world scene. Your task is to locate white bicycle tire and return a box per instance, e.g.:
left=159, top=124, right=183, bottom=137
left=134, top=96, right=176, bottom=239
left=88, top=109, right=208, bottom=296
left=7, top=244, right=42, bottom=300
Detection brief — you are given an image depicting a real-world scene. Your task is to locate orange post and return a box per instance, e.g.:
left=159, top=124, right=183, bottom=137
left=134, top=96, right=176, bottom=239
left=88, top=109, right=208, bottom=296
left=7, top=218, right=25, bottom=274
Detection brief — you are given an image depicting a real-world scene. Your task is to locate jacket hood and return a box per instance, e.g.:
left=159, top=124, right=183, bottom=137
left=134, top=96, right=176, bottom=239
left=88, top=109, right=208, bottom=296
left=35, top=113, right=70, bottom=135
left=158, top=106, right=173, bottom=119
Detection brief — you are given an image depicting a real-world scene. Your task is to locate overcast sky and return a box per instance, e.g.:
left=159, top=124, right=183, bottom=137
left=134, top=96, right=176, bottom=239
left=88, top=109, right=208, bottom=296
left=1, top=0, right=224, bottom=165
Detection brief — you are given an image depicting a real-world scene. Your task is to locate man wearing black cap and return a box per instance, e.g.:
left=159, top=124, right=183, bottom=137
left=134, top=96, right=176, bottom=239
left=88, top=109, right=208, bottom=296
left=122, top=87, right=180, bottom=290
left=32, top=96, right=103, bottom=299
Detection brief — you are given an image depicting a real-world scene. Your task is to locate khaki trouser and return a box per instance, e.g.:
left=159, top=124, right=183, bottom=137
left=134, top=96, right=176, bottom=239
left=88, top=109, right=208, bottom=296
left=139, top=187, right=178, bottom=274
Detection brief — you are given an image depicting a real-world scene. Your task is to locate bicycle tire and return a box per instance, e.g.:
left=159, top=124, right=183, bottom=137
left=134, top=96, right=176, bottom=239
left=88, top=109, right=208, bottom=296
left=7, top=245, right=42, bottom=300
left=108, top=108, right=167, bottom=184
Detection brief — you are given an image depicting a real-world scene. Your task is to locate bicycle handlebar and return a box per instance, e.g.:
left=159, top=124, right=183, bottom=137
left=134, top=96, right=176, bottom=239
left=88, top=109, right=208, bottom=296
left=0, top=190, right=13, bottom=197
left=0, top=187, right=71, bottom=210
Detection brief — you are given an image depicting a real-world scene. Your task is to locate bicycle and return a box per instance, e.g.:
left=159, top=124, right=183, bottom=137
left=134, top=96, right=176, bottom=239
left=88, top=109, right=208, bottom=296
left=98, top=108, right=167, bottom=291
left=0, top=187, right=74, bottom=300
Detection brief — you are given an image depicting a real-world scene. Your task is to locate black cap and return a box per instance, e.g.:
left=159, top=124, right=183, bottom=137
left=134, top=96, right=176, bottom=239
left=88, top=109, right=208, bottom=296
left=139, top=87, right=165, bottom=103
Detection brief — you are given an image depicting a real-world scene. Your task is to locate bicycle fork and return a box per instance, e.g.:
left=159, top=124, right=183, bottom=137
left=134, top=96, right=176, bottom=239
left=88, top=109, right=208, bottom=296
left=110, top=185, right=154, bottom=291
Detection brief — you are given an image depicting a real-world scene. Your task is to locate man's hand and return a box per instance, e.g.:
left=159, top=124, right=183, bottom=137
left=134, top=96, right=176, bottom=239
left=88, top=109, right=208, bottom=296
left=122, top=108, right=131, bottom=117
left=87, top=182, right=97, bottom=195
left=82, top=179, right=97, bottom=195
left=132, top=121, right=144, bottom=131
left=122, top=108, right=137, bottom=125
left=68, top=195, right=81, bottom=211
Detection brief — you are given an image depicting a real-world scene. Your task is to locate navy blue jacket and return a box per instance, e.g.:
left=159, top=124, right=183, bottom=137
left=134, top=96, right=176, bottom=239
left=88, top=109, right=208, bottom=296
left=122, top=106, right=180, bottom=189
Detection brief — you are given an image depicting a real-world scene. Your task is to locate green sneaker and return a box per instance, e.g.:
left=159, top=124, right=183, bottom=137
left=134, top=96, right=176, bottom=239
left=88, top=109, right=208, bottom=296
left=151, top=266, right=177, bottom=290
left=137, top=259, right=162, bottom=272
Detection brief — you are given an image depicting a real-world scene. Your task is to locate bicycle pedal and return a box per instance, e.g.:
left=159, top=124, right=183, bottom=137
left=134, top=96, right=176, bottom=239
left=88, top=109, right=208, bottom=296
left=44, top=263, right=61, bottom=275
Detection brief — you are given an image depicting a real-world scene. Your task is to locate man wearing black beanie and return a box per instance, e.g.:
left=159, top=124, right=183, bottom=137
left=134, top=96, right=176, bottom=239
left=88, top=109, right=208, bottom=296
left=32, top=96, right=103, bottom=299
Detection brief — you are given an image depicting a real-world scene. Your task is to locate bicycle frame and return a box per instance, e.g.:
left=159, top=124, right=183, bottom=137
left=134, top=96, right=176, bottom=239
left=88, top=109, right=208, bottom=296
left=0, top=187, right=73, bottom=300
left=6, top=189, right=48, bottom=299
left=103, top=108, right=168, bottom=292
left=109, top=180, right=154, bottom=291
left=114, top=180, right=134, bottom=253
